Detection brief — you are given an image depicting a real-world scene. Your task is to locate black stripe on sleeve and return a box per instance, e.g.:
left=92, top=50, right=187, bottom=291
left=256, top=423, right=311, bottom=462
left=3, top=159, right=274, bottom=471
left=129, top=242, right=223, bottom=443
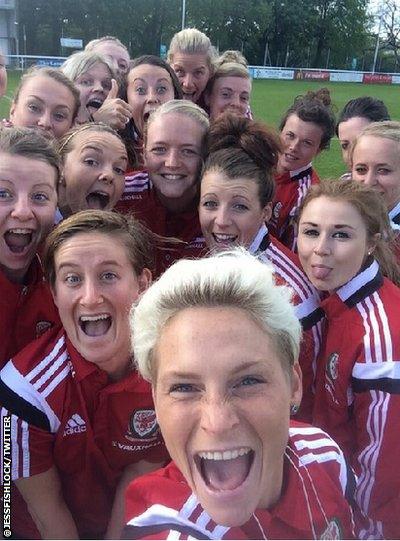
left=122, top=523, right=212, bottom=540
left=352, top=376, right=400, bottom=394
left=300, top=306, right=325, bottom=331
left=0, top=378, right=51, bottom=431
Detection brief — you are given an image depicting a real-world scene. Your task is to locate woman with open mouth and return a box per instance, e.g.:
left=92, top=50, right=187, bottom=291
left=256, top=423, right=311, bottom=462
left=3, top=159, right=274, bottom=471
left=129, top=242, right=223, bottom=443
left=7, top=65, right=80, bottom=139
left=61, top=50, right=133, bottom=131
left=123, top=249, right=355, bottom=539
left=56, top=123, right=128, bottom=219
left=297, top=179, right=400, bottom=538
left=0, top=127, right=60, bottom=368
left=270, top=88, right=336, bottom=252
left=117, top=99, right=209, bottom=277
left=0, top=210, right=169, bottom=539
left=199, top=113, right=321, bottom=420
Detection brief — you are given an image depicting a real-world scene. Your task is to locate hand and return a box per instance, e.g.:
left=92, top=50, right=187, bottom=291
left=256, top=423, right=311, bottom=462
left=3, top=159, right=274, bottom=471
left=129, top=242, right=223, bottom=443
left=92, top=79, right=133, bottom=131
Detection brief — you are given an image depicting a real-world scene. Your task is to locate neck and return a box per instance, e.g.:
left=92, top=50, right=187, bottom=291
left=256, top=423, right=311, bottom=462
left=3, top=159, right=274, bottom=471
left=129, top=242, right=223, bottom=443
left=156, top=187, right=198, bottom=214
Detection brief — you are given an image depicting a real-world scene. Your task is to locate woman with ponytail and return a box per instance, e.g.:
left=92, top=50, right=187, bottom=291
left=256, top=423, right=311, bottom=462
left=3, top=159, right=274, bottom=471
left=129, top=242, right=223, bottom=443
left=270, top=88, right=335, bottom=251
left=199, top=113, right=322, bottom=420
left=297, top=178, right=400, bottom=539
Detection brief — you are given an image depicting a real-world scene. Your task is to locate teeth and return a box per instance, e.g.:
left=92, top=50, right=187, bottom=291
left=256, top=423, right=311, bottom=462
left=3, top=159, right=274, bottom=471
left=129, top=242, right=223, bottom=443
left=163, top=174, right=184, bottom=180
left=80, top=314, right=110, bottom=322
left=213, top=233, right=237, bottom=242
left=198, top=447, right=251, bottom=460
left=8, top=228, right=32, bottom=234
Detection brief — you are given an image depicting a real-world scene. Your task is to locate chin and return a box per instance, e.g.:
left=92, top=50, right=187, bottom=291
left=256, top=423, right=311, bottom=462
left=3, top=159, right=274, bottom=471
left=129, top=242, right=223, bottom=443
left=202, top=499, right=255, bottom=528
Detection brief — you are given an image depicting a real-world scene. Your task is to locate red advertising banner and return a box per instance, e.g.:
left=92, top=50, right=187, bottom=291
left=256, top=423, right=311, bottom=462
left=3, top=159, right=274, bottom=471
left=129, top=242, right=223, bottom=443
left=363, top=73, right=392, bottom=84
left=295, top=70, right=330, bottom=81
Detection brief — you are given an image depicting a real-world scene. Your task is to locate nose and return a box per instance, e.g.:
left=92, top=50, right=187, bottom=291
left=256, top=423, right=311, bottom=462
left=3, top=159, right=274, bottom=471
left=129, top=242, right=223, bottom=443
left=214, top=206, right=232, bottom=228
left=165, top=148, right=181, bottom=168
left=92, top=79, right=103, bottom=93
left=37, top=109, right=52, bottom=130
left=313, top=234, right=331, bottom=256
left=11, top=194, right=35, bottom=221
left=288, top=138, right=299, bottom=151
left=146, top=87, right=160, bottom=104
left=98, top=165, right=114, bottom=185
left=182, top=73, right=194, bottom=90
left=200, top=396, right=239, bottom=434
left=80, top=278, right=103, bottom=306
left=362, top=170, right=377, bottom=187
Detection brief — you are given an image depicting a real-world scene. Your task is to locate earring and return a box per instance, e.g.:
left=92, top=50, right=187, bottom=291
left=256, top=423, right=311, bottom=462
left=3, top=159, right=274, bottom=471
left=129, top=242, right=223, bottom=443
left=290, top=404, right=299, bottom=416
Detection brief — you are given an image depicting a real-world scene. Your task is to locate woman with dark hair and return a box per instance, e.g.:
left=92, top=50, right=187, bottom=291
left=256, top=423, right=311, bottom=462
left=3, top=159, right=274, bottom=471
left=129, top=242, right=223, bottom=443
left=124, top=55, right=182, bottom=166
left=270, top=88, right=336, bottom=251
left=337, top=96, right=390, bottom=170
left=297, top=179, right=400, bottom=538
left=199, top=113, right=321, bottom=420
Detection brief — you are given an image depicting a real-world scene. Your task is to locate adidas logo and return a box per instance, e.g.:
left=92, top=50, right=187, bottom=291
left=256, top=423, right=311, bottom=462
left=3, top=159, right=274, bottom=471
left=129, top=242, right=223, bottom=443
left=63, top=413, right=87, bottom=436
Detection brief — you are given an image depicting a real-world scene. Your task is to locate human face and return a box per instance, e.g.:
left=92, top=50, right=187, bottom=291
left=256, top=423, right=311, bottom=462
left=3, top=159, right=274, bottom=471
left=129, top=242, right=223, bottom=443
left=92, top=41, right=130, bottom=75
left=351, top=135, right=400, bottom=211
left=277, top=114, right=323, bottom=174
left=200, top=169, right=271, bottom=249
left=338, top=116, right=371, bottom=169
left=0, top=153, right=57, bottom=283
left=171, top=53, right=210, bottom=103
left=153, top=306, right=301, bottom=526
left=127, top=64, right=175, bottom=136
left=74, top=62, right=112, bottom=119
left=145, top=113, right=203, bottom=211
left=0, top=53, right=7, bottom=97
left=207, top=76, right=251, bottom=120
left=60, top=131, right=127, bottom=215
left=52, top=232, right=150, bottom=380
left=297, top=196, right=372, bottom=293
left=10, top=75, right=75, bottom=139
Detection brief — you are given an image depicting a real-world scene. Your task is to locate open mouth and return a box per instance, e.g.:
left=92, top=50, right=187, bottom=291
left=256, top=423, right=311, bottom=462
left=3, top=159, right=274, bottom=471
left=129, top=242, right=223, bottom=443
left=161, top=174, right=185, bottom=181
left=79, top=314, right=112, bottom=337
left=195, top=447, right=254, bottom=491
left=183, top=92, right=196, bottom=100
left=212, top=233, right=238, bottom=245
left=311, top=265, right=332, bottom=280
left=86, top=191, right=110, bottom=210
left=86, top=98, right=103, bottom=111
left=143, top=109, right=157, bottom=123
left=4, top=228, right=34, bottom=254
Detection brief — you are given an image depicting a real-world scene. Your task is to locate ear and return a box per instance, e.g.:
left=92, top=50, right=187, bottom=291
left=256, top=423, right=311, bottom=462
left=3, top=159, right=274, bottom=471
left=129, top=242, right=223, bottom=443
left=137, top=267, right=152, bottom=293
left=262, top=201, right=273, bottom=224
left=290, top=362, right=303, bottom=410
left=367, top=233, right=381, bottom=256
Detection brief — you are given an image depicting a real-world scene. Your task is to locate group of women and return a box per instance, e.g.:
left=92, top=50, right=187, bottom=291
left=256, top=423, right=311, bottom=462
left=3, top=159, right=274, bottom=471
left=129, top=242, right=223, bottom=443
left=0, top=26, right=400, bottom=540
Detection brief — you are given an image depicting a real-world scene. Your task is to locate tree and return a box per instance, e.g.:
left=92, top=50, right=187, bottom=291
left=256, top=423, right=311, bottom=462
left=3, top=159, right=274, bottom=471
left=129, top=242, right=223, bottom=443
left=382, top=0, right=400, bottom=69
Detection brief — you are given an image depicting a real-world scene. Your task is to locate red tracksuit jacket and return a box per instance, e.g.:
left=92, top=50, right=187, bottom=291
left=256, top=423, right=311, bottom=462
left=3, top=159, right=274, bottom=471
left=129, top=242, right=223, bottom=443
left=312, top=259, right=400, bottom=539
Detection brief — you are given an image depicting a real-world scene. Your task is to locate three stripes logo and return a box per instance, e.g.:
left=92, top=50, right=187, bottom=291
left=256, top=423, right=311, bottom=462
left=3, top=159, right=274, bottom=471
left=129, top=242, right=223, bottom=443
left=63, top=413, right=87, bottom=436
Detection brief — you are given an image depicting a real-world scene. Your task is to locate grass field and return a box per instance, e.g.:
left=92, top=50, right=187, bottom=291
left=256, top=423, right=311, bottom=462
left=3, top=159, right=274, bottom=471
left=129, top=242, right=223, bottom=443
left=2, top=71, right=400, bottom=178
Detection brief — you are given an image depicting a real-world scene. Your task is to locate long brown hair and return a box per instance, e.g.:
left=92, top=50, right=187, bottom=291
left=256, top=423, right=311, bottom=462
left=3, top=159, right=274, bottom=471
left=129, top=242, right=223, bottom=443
left=298, top=179, right=400, bottom=287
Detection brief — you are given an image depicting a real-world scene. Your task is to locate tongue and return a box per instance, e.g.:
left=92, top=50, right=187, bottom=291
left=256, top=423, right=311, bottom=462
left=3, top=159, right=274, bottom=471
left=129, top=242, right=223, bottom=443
left=4, top=232, right=32, bottom=253
left=202, top=454, right=250, bottom=491
left=86, top=193, right=109, bottom=210
left=83, top=318, right=111, bottom=337
left=312, top=266, right=331, bottom=279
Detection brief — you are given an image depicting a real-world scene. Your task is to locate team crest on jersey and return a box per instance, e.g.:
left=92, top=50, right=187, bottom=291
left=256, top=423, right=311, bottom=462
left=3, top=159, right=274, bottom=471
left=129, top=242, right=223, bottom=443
left=35, top=320, right=52, bottom=337
left=126, top=409, right=158, bottom=441
left=326, top=352, right=339, bottom=381
left=319, top=518, right=342, bottom=539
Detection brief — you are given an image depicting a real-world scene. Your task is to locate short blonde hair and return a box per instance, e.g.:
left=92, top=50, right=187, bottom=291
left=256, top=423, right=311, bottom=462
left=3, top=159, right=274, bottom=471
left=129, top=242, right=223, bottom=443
left=85, top=35, right=128, bottom=53
left=130, top=249, right=301, bottom=382
left=61, top=51, right=116, bottom=82
left=350, top=120, right=400, bottom=165
left=167, top=28, right=216, bottom=72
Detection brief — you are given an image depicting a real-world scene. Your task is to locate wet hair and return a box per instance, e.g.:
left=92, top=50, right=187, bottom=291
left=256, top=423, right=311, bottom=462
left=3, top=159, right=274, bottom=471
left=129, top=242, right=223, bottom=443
left=145, top=99, right=209, bottom=152
left=44, top=210, right=155, bottom=288
left=85, top=35, right=128, bottom=53
left=58, top=122, right=126, bottom=163
left=128, top=55, right=183, bottom=100
left=130, top=248, right=301, bottom=382
left=216, top=50, right=248, bottom=68
left=61, top=50, right=116, bottom=83
left=12, top=66, right=80, bottom=122
left=0, top=126, right=60, bottom=184
left=167, top=28, right=217, bottom=74
left=203, top=114, right=281, bottom=206
left=336, top=96, right=390, bottom=136
left=279, top=88, right=335, bottom=151
left=298, top=179, right=400, bottom=287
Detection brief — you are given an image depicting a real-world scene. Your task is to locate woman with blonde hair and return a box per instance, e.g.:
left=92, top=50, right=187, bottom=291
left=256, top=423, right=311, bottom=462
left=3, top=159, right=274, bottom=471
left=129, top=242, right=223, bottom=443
left=297, top=178, right=400, bottom=538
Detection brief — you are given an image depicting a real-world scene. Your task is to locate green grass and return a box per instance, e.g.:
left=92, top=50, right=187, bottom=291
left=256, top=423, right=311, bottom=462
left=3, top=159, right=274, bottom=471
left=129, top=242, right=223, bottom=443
left=2, top=71, right=400, bottom=178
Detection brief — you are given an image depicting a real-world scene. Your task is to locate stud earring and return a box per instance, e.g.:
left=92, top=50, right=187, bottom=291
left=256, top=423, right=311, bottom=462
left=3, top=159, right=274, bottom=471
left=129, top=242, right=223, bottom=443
left=290, top=404, right=299, bottom=416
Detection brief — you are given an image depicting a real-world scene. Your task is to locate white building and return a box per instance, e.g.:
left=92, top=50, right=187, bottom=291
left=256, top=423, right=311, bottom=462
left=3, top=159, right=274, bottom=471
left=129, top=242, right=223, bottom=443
left=0, top=0, right=16, bottom=60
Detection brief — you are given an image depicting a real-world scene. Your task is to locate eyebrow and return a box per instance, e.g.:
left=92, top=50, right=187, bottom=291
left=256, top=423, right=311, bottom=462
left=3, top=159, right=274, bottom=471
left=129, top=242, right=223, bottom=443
left=163, top=361, right=266, bottom=381
left=27, top=95, right=71, bottom=110
left=301, top=221, right=356, bottom=230
left=57, top=260, right=123, bottom=271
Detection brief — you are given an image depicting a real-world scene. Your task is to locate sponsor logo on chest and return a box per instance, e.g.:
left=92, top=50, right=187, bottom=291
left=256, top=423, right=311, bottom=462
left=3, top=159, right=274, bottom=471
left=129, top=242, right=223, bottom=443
left=63, top=413, right=87, bottom=436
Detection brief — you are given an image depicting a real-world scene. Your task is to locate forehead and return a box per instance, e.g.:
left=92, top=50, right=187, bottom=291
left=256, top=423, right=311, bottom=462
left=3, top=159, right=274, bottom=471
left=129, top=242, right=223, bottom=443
left=70, top=130, right=127, bottom=155
left=213, top=75, right=251, bottom=92
left=55, top=232, right=129, bottom=265
left=129, top=64, right=171, bottom=83
left=78, top=62, right=111, bottom=79
left=301, top=196, right=365, bottom=226
left=172, top=52, right=209, bottom=70
left=283, top=114, right=323, bottom=139
left=94, top=41, right=129, bottom=61
left=147, top=113, right=204, bottom=144
left=201, top=169, right=258, bottom=196
left=339, top=116, right=370, bottom=137
left=0, top=152, right=57, bottom=185
left=20, top=75, right=74, bottom=104
left=353, top=135, right=400, bottom=162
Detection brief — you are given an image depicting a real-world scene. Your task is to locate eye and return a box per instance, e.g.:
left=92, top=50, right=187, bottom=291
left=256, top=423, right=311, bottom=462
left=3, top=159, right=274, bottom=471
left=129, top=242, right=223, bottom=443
left=354, top=166, right=367, bottom=174
left=135, top=86, right=146, bottom=95
left=84, top=158, right=98, bottom=167
left=233, top=203, right=249, bottom=212
left=377, top=167, right=391, bottom=175
left=202, top=199, right=218, bottom=209
left=333, top=231, right=350, bottom=239
left=169, top=383, right=198, bottom=393
left=79, top=78, right=93, bottom=87
left=341, top=142, right=349, bottom=150
left=65, top=274, right=81, bottom=285
left=101, top=271, right=117, bottom=281
left=174, top=69, right=184, bottom=77
left=118, top=61, right=128, bottom=71
left=150, top=146, right=167, bottom=155
left=285, top=131, right=294, bottom=140
left=0, top=189, right=12, bottom=200
left=303, top=140, right=313, bottom=147
left=157, top=85, right=168, bottom=95
left=27, top=103, right=40, bottom=113
left=302, top=228, right=319, bottom=237
left=54, top=111, right=67, bottom=121
left=194, top=70, right=204, bottom=78
left=114, top=166, right=125, bottom=175
left=181, top=148, right=198, bottom=157
left=234, top=376, right=264, bottom=388
left=32, top=192, right=50, bottom=202
left=240, top=95, right=249, bottom=103
left=221, top=91, right=231, bottom=99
